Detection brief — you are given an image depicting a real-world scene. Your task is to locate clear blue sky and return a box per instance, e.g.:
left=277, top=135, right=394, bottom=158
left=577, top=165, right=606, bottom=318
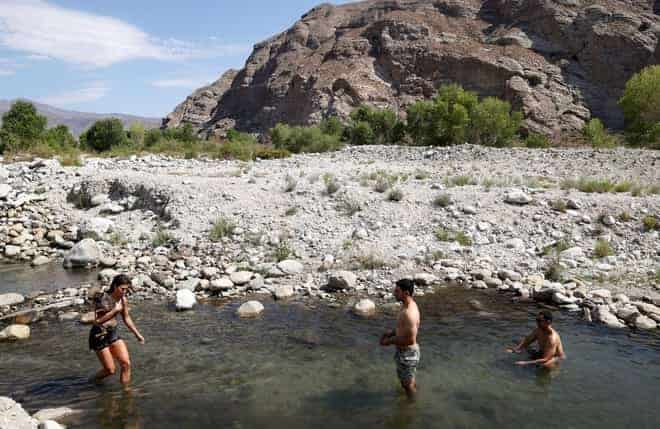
left=0, top=0, right=351, bottom=118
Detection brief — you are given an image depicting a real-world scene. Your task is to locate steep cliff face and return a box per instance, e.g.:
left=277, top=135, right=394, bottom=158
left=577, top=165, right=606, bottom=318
left=162, top=69, right=238, bottom=129
left=165, top=0, right=659, bottom=139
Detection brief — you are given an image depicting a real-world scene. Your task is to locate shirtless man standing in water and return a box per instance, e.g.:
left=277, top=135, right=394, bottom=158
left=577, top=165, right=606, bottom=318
left=507, top=310, right=565, bottom=368
left=380, top=278, right=421, bottom=399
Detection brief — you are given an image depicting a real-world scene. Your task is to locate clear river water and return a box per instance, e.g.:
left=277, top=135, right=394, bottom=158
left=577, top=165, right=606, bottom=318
left=1, top=267, right=659, bottom=428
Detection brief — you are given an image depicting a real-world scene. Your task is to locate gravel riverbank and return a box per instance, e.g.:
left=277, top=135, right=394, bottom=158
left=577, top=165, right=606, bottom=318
left=1, top=145, right=659, bottom=332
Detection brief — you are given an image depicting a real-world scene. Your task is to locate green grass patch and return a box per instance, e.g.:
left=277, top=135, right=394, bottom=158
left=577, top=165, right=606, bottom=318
left=434, top=227, right=472, bottom=246
left=283, top=174, right=297, bottom=192
left=386, top=188, right=404, bottom=202
left=209, top=216, right=236, bottom=241
left=446, top=175, right=477, bottom=187
left=323, top=173, right=341, bottom=195
left=433, top=193, right=453, bottom=208
left=354, top=252, right=387, bottom=270
left=618, top=211, right=632, bottom=222
left=273, top=240, right=292, bottom=262
left=337, top=197, right=362, bottom=216
left=593, top=239, right=614, bottom=258
left=643, top=215, right=658, bottom=231
left=152, top=228, right=176, bottom=247
left=550, top=199, right=567, bottom=212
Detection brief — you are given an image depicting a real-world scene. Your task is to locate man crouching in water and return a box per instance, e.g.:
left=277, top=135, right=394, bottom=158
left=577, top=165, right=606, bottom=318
left=507, top=310, right=565, bottom=368
left=380, top=278, right=421, bottom=400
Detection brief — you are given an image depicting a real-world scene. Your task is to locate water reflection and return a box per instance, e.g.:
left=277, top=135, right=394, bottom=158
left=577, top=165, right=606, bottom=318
left=1, top=286, right=659, bottom=428
left=0, top=263, right=98, bottom=294
left=97, top=388, right=143, bottom=429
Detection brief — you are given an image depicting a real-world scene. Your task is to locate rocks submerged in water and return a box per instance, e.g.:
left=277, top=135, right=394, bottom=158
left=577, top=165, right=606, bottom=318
left=237, top=301, right=264, bottom=317
left=0, top=324, right=30, bottom=341
left=32, top=407, right=78, bottom=424
left=353, top=299, right=376, bottom=316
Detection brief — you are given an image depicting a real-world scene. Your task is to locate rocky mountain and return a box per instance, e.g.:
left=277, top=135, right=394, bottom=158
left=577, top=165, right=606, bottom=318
left=164, top=0, right=659, bottom=140
left=0, top=99, right=161, bottom=136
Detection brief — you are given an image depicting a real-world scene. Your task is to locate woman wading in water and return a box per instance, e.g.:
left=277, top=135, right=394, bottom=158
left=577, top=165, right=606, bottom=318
left=89, top=274, right=145, bottom=385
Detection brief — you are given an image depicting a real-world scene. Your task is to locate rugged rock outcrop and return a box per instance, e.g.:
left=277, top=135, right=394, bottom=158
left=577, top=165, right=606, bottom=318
left=162, top=69, right=239, bottom=130
left=164, top=1, right=659, bottom=139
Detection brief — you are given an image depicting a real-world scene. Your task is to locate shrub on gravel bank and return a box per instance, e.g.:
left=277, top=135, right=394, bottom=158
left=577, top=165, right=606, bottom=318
left=619, top=65, right=660, bottom=149
left=271, top=121, right=343, bottom=154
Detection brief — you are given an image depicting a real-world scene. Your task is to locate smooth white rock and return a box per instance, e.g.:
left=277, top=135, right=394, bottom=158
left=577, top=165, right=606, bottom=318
left=175, top=289, right=196, bottom=311
left=354, top=299, right=376, bottom=316
left=237, top=301, right=264, bottom=317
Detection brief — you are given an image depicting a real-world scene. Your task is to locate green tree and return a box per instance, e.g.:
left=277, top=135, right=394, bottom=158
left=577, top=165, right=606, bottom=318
left=319, top=116, right=344, bottom=136
left=346, top=120, right=375, bottom=145
left=347, top=105, right=402, bottom=145
left=619, top=65, right=660, bottom=148
left=523, top=133, right=550, bottom=148
left=469, top=97, right=522, bottom=147
left=144, top=129, right=162, bottom=147
left=81, top=118, right=127, bottom=152
left=43, top=125, right=75, bottom=148
left=406, top=84, right=478, bottom=146
left=129, top=122, right=145, bottom=147
left=0, top=100, right=47, bottom=148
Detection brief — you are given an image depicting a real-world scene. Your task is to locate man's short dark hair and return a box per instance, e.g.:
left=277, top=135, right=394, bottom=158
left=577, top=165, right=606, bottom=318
left=539, top=310, right=553, bottom=322
left=395, top=278, right=415, bottom=296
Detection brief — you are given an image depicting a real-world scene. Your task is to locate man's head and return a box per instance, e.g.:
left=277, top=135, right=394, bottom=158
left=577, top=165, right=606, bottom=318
left=536, top=310, right=553, bottom=328
left=394, top=278, right=415, bottom=302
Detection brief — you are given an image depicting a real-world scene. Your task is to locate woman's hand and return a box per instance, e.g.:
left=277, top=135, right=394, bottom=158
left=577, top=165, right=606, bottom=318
left=135, top=333, right=145, bottom=344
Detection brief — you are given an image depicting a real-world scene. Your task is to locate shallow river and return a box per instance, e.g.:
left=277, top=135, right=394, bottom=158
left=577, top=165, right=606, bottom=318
left=1, top=270, right=659, bottom=428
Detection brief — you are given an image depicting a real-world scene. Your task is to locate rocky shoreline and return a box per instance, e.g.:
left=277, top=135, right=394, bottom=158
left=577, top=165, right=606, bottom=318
left=1, top=145, right=660, bottom=337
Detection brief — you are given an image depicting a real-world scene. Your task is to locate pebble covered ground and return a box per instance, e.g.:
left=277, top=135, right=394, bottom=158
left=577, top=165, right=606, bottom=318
left=1, top=144, right=659, bottom=333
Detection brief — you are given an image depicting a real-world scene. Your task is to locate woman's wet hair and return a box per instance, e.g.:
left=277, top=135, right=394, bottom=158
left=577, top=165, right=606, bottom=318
left=108, top=274, right=132, bottom=293
left=395, top=278, right=415, bottom=296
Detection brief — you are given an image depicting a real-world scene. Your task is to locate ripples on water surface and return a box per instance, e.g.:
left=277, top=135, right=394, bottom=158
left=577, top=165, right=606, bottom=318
left=1, top=286, right=659, bottom=428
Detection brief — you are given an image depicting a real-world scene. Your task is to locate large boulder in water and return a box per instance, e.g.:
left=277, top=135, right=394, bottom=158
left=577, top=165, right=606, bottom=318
left=354, top=299, right=376, bottom=317
left=237, top=301, right=264, bottom=317
left=0, top=293, right=24, bottom=307
left=175, top=289, right=196, bottom=311
left=63, top=239, right=101, bottom=268
left=0, top=325, right=30, bottom=341
left=0, top=396, right=38, bottom=428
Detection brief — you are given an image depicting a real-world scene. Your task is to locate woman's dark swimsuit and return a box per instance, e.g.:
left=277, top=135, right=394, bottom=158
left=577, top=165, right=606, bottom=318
left=89, top=292, right=122, bottom=351
left=89, top=324, right=120, bottom=351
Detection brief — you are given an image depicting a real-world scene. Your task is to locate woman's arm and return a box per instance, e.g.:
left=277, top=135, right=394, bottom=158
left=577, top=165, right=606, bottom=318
left=121, top=297, right=145, bottom=343
left=95, top=307, right=121, bottom=325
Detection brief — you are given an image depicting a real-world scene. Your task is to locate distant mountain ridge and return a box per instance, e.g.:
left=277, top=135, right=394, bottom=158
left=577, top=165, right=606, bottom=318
left=0, top=99, right=161, bottom=136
